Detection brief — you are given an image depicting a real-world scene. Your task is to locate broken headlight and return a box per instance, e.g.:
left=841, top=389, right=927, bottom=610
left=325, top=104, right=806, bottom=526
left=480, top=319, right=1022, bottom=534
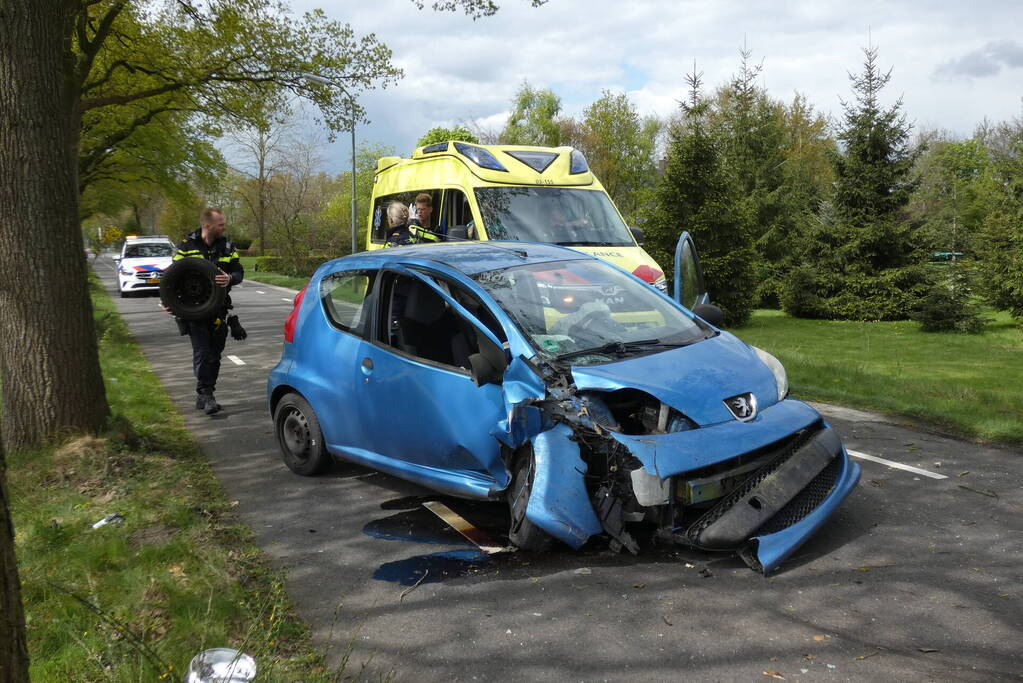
left=579, top=389, right=695, bottom=435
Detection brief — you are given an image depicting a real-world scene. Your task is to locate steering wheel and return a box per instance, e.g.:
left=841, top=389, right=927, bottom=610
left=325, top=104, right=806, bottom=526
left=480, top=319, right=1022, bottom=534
left=566, top=309, right=628, bottom=342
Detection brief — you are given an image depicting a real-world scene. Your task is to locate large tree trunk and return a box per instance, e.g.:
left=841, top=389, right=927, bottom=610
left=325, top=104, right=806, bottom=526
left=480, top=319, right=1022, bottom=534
left=0, top=437, right=30, bottom=682
left=0, top=0, right=110, bottom=449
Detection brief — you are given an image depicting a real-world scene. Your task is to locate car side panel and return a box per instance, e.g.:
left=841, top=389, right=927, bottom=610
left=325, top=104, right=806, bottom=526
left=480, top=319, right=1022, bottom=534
left=288, top=302, right=368, bottom=452
left=353, top=340, right=509, bottom=492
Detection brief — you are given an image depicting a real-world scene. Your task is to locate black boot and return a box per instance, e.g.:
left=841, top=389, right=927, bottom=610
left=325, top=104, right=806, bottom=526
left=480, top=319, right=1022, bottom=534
left=200, top=390, right=221, bottom=415
left=195, top=393, right=206, bottom=410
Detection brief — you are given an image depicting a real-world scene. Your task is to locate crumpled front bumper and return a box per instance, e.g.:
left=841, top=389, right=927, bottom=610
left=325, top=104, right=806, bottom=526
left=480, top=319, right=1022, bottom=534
left=679, top=425, right=861, bottom=573
left=748, top=448, right=860, bottom=573
left=522, top=398, right=860, bottom=573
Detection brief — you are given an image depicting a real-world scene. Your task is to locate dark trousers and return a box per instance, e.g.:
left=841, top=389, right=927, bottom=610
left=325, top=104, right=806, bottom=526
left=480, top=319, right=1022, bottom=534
left=187, top=319, right=228, bottom=394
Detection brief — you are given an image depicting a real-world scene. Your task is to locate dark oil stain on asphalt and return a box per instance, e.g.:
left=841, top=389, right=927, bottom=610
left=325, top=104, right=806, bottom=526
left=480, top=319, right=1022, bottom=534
left=365, top=497, right=513, bottom=586
left=373, top=549, right=494, bottom=586
left=362, top=507, right=469, bottom=546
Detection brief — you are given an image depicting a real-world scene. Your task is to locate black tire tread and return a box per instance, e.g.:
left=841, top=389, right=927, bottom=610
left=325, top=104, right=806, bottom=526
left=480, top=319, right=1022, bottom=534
left=274, top=393, right=330, bottom=476
left=159, top=258, right=226, bottom=321
left=507, top=447, right=554, bottom=552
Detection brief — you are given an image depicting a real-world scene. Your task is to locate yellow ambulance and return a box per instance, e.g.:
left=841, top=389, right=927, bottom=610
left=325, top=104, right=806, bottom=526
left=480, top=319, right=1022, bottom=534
left=367, top=142, right=668, bottom=292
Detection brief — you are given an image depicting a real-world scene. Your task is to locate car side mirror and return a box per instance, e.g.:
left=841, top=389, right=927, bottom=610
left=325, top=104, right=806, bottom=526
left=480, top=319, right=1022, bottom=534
left=469, top=333, right=508, bottom=386
left=630, top=227, right=645, bottom=245
left=692, top=303, right=724, bottom=328
left=447, top=225, right=469, bottom=241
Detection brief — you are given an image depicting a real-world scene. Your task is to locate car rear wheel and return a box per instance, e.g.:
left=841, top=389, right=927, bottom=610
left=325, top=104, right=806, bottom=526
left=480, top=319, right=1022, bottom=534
left=274, top=393, right=330, bottom=476
left=507, top=446, right=553, bottom=552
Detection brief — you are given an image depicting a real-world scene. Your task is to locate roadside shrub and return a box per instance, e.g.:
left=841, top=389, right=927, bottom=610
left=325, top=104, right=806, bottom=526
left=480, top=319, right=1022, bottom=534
left=232, top=236, right=253, bottom=250
left=913, top=266, right=986, bottom=333
left=254, top=255, right=324, bottom=277
left=780, top=265, right=829, bottom=318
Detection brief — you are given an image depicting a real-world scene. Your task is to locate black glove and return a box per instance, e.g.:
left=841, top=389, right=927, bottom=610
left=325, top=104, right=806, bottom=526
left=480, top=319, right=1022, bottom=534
left=227, top=315, right=247, bottom=341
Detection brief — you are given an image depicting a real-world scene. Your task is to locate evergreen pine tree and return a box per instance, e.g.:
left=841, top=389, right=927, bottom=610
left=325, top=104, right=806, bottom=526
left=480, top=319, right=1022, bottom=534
left=783, top=45, right=928, bottom=320
left=713, top=45, right=791, bottom=306
left=646, top=67, right=756, bottom=326
left=975, top=121, right=1023, bottom=318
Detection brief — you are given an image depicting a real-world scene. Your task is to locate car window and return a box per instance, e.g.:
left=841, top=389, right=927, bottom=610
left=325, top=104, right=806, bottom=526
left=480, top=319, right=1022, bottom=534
left=321, top=270, right=375, bottom=334
left=123, top=243, right=174, bottom=259
left=376, top=271, right=500, bottom=371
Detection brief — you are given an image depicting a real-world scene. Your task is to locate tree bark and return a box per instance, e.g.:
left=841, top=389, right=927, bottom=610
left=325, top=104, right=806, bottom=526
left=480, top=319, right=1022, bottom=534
left=0, top=437, right=30, bottom=682
left=0, top=0, right=110, bottom=449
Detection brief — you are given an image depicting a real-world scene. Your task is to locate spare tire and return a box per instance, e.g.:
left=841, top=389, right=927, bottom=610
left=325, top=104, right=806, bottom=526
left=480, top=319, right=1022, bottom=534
left=159, top=258, right=227, bottom=321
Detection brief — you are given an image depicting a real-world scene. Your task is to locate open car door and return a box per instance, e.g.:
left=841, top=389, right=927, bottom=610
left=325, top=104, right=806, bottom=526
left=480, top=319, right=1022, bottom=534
left=673, top=231, right=709, bottom=310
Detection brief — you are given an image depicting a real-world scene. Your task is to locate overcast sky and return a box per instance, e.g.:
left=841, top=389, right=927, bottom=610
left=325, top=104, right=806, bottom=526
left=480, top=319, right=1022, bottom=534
left=288, top=0, right=1023, bottom=174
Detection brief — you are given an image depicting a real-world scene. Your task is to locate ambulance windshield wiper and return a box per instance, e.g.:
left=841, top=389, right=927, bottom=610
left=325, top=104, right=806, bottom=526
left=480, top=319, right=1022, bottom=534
left=553, top=338, right=683, bottom=363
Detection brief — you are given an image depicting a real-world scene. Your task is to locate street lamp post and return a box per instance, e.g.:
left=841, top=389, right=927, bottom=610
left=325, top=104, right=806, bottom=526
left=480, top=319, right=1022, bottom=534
left=304, top=73, right=359, bottom=254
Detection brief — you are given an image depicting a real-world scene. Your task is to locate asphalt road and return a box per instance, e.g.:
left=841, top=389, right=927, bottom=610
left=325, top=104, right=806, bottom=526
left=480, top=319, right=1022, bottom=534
left=94, top=254, right=1022, bottom=682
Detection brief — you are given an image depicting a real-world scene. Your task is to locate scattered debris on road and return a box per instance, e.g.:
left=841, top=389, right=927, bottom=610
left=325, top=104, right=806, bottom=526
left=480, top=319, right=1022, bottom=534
left=423, top=501, right=508, bottom=554
left=958, top=485, right=998, bottom=498
left=399, top=570, right=429, bottom=603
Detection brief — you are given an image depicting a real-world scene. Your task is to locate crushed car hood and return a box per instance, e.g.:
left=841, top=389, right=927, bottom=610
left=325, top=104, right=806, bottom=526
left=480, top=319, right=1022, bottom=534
left=606, top=399, right=822, bottom=479
left=568, top=332, right=779, bottom=426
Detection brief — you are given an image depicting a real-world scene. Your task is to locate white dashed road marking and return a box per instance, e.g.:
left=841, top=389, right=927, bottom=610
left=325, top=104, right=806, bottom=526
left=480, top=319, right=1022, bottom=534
left=227, top=355, right=246, bottom=366
left=848, top=449, right=948, bottom=479
left=282, top=298, right=291, bottom=302
left=256, top=290, right=266, bottom=294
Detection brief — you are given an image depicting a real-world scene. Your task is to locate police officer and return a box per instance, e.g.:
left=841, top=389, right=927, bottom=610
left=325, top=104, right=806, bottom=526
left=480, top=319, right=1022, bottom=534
left=172, top=208, right=244, bottom=415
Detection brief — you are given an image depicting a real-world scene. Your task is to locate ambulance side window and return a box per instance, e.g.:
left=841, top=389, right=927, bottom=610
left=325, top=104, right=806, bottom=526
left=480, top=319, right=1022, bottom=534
left=370, top=191, right=420, bottom=244
left=443, top=189, right=476, bottom=240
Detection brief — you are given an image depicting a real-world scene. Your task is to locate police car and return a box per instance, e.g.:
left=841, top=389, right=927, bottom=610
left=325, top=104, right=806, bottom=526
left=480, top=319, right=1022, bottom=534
left=115, top=235, right=176, bottom=297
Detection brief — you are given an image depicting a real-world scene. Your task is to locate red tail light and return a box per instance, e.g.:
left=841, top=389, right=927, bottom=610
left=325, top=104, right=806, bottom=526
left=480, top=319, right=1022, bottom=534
left=632, top=264, right=664, bottom=284
left=283, top=283, right=308, bottom=343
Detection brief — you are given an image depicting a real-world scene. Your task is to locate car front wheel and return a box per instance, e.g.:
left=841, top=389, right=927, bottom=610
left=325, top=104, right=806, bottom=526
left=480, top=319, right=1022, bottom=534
left=507, top=446, right=553, bottom=552
left=274, top=393, right=330, bottom=476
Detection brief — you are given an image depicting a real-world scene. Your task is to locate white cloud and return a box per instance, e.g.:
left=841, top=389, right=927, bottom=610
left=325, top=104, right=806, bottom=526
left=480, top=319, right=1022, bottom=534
left=286, top=0, right=1023, bottom=172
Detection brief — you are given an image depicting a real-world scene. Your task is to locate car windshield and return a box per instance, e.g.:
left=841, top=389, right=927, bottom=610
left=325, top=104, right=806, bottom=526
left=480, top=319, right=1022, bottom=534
left=473, top=259, right=711, bottom=364
left=474, top=187, right=634, bottom=246
left=124, top=243, right=174, bottom=258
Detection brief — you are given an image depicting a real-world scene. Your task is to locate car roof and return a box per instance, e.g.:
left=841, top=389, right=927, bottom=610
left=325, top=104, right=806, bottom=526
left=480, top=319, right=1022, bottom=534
left=332, top=241, right=592, bottom=276
left=123, top=237, right=173, bottom=247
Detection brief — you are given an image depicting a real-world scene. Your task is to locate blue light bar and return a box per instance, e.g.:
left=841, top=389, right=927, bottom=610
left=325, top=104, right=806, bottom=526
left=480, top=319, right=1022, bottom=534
left=422, top=142, right=448, bottom=154
left=454, top=142, right=508, bottom=172
left=570, top=149, right=589, bottom=174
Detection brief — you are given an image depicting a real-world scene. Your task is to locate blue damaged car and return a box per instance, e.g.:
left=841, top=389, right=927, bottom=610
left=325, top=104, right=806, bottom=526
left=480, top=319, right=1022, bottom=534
left=267, top=241, right=860, bottom=573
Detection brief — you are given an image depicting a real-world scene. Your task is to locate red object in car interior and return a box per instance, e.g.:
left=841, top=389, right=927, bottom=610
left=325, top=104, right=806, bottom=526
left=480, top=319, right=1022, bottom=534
left=283, top=284, right=308, bottom=343
left=632, top=264, right=664, bottom=284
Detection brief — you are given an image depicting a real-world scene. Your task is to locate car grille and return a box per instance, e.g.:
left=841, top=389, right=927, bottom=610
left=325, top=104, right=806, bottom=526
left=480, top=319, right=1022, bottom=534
left=755, top=456, right=841, bottom=535
left=682, top=425, right=834, bottom=544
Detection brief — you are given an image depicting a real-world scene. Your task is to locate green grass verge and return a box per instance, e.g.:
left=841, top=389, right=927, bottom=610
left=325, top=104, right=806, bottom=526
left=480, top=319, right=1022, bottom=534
left=737, top=309, right=1023, bottom=445
left=8, top=275, right=364, bottom=681
left=240, top=256, right=310, bottom=291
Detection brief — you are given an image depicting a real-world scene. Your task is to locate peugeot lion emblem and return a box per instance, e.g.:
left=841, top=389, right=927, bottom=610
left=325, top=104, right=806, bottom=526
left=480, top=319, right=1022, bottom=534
left=724, top=392, right=758, bottom=422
